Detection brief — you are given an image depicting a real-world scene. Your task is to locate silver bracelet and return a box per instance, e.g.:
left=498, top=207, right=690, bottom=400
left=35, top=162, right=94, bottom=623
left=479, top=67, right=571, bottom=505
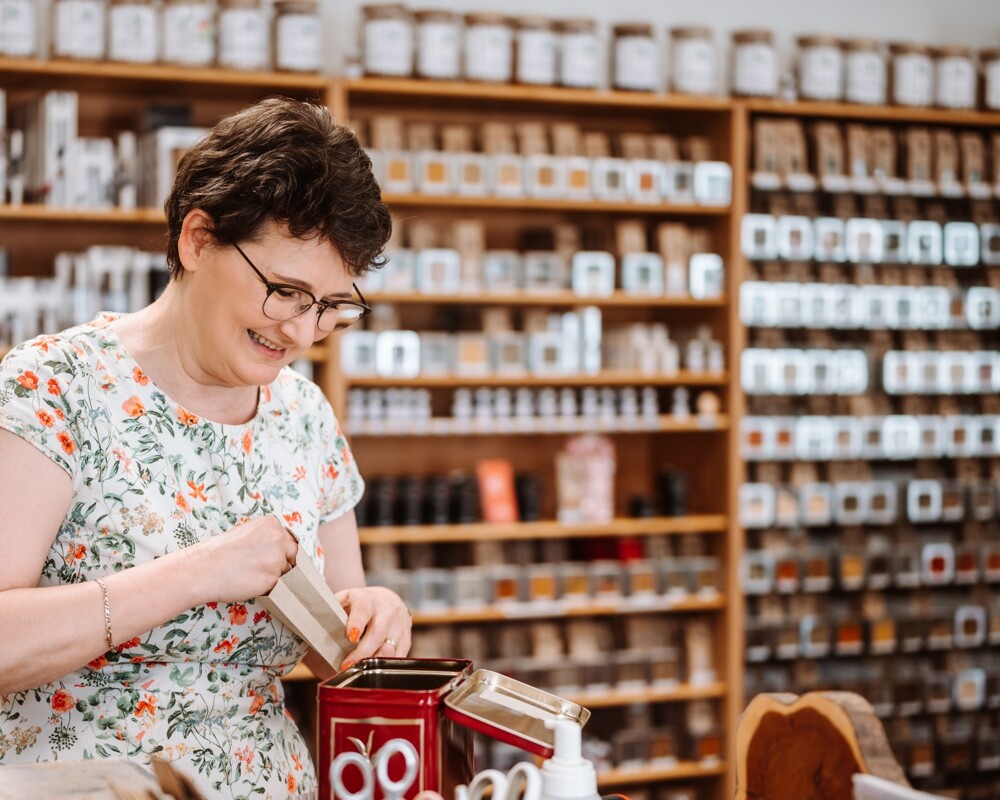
left=95, top=578, right=114, bottom=651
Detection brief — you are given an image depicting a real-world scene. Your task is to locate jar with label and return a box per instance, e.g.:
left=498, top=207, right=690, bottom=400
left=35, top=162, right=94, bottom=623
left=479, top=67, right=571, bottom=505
left=414, top=9, right=459, bottom=80
left=0, top=0, right=38, bottom=57
left=515, top=16, right=556, bottom=85
left=797, top=35, right=843, bottom=101
left=669, top=26, right=716, bottom=95
left=273, top=0, right=320, bottom=72
left=889, top=42, right=933, bottom=106
left=731, top=30, right=778, bottom=97
left=557, top=18, right=600, bottom=89
left=217, top=0, right=267, bottom=70
left=982, top=49, right=1000, bottom=111
left=108, top=0, right=157, bottom=62
left=843, top=38, right=885, bottom=104
left=53, top=0, right=105, bottom=59
left=933, top=45, right=975, bottom=109
left=464, top=13, right=513, bottom=83
left=613, top=23, right=657, bottom=91
left=363, top=3, right=413, bottom=77
left=162, top=0, right=214, bottom=66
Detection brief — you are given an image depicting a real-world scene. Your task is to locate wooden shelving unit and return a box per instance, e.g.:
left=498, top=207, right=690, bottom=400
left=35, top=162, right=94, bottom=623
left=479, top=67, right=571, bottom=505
left=382, top=193, right=730, bottom=215
left=345, top=371, right=727, bottom=388
left=366, top=290, right=728, bottom=308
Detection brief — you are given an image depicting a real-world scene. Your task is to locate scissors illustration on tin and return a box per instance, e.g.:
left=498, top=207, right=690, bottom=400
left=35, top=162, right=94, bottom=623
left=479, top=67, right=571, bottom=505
left=330, top=737, right=428, bottom=800
left=462, top=763, right=542, bottom=800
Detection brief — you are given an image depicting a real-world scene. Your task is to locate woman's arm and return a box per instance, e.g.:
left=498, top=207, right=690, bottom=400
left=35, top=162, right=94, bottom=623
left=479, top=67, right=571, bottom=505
left=0, top=429, right=299, bottom=694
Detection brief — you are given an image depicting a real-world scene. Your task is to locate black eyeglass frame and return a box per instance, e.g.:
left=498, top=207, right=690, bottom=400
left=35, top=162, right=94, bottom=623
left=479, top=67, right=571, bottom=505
left=233, top=241, right=372, bottom=332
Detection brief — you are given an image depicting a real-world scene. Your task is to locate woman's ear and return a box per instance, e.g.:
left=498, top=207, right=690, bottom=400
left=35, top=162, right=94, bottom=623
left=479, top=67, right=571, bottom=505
left=177, top=209, right=216, bottom=274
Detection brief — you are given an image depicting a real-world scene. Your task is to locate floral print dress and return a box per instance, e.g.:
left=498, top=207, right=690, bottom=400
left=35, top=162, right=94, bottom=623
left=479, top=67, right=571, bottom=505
left=0, top=314, right=363, bottom=799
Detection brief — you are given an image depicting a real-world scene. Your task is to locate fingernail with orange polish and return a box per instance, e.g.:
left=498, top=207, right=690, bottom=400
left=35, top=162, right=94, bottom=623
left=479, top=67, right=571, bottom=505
left=348, top=627, right=360, bottom=644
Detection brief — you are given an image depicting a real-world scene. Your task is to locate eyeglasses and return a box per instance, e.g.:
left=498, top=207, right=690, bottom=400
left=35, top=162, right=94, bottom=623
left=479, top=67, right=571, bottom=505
left=234, top=242, right=371, bottom=334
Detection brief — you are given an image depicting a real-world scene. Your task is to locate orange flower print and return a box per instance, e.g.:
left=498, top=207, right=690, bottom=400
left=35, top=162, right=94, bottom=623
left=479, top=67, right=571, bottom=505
left=47, top=378, right=61, bottom=395
left=292, top=753, right=303, bottom=771
left=187, top=481, right=207, bottom=502
left=87, top=655, right=109, bottom=670
left=177, top=407, right=199, bottom=426
left=253, top=610, right=271, bottom=624
left=100, top=374, right=118, bottom=391
left=36, top=409, right=54, bottom=428
left=56, top=432, right=75, bottom=455
left=283, top=511, right=302, bottom=526
left=175, top=493, right=191, bottom=513
left=235, top=745, right=254, bottom=768
left=229, top=603, right=248, bottom=625
left=54, top=407, right=65, bottom=421
left=135, top=694, right=157, bottom=717
left=122, top=396, right=146, bottom=417
left=214, top=638, right=236, bottom=655
left=115, top=637, right=141, bottom=652
left=132, top=366, right=150, bottom=386
left=50, top=690, right=75, bottom=713
left=249, top=693, right=265, bottom=715
left=17, top=371, right=38, bottom=390
left=32, top=335, right=58, bottom=353
left=66, top=543, right=86, bottom=563
left=342, top=446, right=352, bottom=466
left=287, top=775, right=296, bottom=793
left=293, top=466, right=306, bottom=482
left=325, top=464, right=339, bottom=482
left=242, top=430, right=253, bottom=454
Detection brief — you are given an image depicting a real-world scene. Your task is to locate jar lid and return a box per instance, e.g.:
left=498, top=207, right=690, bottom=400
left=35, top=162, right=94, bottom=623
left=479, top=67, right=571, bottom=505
left=842, top=37, right=881, bottom=52
left=613, top=23, right=654, bottom=37
left=219, top=0, right=259, bottom=9
left=888, top=41, right=931, bottom=56
left=109, top=0, right=154, bottom=6
left=669, top=26, right=712, bottom=40
left=516, top=15, right=552, bottom=30
left=465, top=12, right=511, bottom=26
left=556, top=18, right=596, bottom=33
left=932, top=45, right=973, bottom=59
left=796, top=34, right=841, bottom=48
left=731, top=29, right=774, bottom=45
left=981, top=48, right=1000, bottom=61
left=274, top=0, right=316, bottom=12
left=413, top=8, right=455, bottom=22
left=362, top=3, right=410, bottom=19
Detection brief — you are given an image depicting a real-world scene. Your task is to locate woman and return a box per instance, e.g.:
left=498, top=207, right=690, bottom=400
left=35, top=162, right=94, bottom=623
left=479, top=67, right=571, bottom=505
left=0, top=98, right=410, bottom=798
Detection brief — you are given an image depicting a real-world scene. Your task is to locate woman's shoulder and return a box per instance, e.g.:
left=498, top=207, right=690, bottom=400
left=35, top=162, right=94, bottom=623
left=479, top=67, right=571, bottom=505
left=268, top=366, right=333, bottom=418
left=0, top=318, right=113, bottom=381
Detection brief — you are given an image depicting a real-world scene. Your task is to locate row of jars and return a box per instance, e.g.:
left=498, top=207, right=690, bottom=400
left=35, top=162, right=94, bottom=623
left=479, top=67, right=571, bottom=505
left=0, top=0, right=322, bottom=72
left=360, top=6, right=1000, bottom=111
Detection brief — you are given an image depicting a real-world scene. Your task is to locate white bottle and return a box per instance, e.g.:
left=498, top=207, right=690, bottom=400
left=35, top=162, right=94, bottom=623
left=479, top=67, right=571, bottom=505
left=539, top=719, right=601, bottom=800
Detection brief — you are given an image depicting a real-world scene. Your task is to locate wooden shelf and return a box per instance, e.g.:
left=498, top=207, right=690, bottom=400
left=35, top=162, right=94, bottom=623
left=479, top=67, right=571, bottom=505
left=367, top=290, right=727, bottom=308
left=345, top=77, right=733, bottom=114
left=0, top=204, right=165, bottom=224
left=383, top=193, right=730, bottom=215
left=568, top=681, right=727, bottom=708
left=410, top=595, right=726, bottom=624
left=597, top=761, right=726, bottom=787
left=0, top=55, right=327, bottom=92
left=345, top=371, right=727, bottom=388
left=359, top=515, right=728, bottom=545
left=349, top=414, right=729, bottom=438
left=745, top=97, right=1000, bottom=127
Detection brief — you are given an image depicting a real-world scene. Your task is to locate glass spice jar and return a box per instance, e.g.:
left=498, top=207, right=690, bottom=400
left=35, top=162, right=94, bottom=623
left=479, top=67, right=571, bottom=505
left=362, top=3, right=413, bottom=77
left=515, top=15, right=556, bottom=86
left=982, top=48, right=1000, bottom=111
left=162, top=0, right=215, bottom=66
left=557, top=17, right=600, bottom=89
left=669, top=26, right=716, bottom=95
left=414, top=9, right=460, bottom=80
left=0, top=0, right=39, bottom=56
left=889, top=42, right=934, bottom=107
left=273, top=0, right=320, bottom=72
left=464, top=13, right=513, bottom=83
left=730, top=29, right=778, bottom=97
left=217, top=0, right=267, bottom=70
left=933, top=45, right=976, bottom=109
left=108, top=0, right=157, bottom=63
left=53, top=0, right=105, bottom=60
left=843, top=38, right=886, bottom=105
left=612, top=22, right=657, bottom=91
left=796, top=34, right=844, bottom=101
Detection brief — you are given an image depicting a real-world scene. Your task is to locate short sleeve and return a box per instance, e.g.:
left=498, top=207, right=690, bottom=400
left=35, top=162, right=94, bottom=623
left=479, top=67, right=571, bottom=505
left=0, top=340, right=84, bottom=476
left=317, top=398, right=364, bottom=524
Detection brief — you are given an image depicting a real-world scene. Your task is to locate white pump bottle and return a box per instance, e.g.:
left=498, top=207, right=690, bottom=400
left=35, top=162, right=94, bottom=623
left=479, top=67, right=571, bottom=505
left=539, top=719, right=601, bottom=800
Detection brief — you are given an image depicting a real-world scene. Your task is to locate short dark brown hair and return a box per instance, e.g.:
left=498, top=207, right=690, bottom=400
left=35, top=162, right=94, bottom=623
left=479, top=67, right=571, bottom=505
left=164, top=97, right=391, bottom=279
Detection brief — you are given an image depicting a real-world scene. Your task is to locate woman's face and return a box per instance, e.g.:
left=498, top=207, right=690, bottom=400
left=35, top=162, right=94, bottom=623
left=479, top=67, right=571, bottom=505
left=187, top=219, right=353, bottom=388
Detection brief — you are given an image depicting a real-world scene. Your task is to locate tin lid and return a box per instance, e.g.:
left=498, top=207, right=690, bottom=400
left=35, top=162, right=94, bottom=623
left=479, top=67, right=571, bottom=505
left=323, top=658, right=473, bottom=692
left=556, top=17, right=596, bottom=34
left=613, top=23, right=654, bottom=38
left=669, top=26, right=711, bottom=40
left=732, top=29, right=773, bottom=45
left=442, top=669, right=591, bottom=758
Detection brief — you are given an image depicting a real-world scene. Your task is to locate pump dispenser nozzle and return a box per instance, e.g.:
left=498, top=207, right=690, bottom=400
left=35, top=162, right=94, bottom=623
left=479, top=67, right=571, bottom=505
left=539, top=719, right=601, bottom=800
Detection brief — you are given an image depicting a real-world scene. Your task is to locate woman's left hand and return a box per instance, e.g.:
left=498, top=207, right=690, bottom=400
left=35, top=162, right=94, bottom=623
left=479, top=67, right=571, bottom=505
left=335, top=586, right=412, bottom=670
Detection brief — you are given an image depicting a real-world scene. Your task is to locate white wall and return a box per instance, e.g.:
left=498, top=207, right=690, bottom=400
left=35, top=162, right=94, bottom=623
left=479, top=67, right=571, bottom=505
left=324, top=0, right=1000, bottom=82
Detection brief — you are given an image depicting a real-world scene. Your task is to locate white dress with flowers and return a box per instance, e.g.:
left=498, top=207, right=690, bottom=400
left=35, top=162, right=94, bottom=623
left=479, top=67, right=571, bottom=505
left=0, top=314, right=363, bottom=799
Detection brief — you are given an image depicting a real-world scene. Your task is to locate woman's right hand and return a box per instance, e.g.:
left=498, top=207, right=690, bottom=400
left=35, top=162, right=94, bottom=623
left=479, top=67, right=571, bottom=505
left=185, top=516, right=299, bottom=604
